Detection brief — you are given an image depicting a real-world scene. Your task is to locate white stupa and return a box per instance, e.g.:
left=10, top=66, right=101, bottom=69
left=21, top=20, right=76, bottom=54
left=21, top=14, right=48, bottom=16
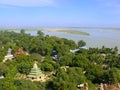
left=3, top=48, right=14, bottom=62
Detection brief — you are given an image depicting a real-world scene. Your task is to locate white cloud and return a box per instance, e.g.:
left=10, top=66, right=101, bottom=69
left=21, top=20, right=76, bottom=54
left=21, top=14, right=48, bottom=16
left=0, top=0, right=57, bottom=7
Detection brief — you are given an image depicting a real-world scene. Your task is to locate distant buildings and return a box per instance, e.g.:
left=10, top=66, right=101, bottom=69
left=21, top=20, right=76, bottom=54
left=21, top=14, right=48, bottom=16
left=3, top=47, right=28, bottom=62
left=79, top=46, right=88, bottom=49
left=70, top=46, right=88, bottom=53
left=70, top=49, right=80, bottom=53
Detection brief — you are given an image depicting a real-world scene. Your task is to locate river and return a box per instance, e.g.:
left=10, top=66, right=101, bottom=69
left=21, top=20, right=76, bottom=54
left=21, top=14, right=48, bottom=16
left=26, top=28, right=120, bottom=51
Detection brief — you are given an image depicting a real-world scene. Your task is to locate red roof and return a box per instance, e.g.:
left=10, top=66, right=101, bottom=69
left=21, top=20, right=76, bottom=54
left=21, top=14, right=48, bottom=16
left=14, top=48, right=27, bottom=57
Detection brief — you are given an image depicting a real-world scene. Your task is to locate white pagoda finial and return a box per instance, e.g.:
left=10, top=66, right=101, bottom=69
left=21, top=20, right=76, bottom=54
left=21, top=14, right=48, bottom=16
left=7, top=48, right=12, bottom=55
left=33, top=62, right=38, bottom=69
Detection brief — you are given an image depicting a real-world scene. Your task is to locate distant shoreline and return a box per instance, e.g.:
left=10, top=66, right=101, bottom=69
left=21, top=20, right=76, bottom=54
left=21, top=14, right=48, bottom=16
left=1, top=27, right=120, bottom=53
left=0, top=27, right=90, bottom=35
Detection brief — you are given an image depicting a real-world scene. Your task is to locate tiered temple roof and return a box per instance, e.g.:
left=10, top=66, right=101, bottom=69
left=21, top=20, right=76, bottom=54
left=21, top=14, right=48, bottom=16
left=27, top=62, right=43, bottom=81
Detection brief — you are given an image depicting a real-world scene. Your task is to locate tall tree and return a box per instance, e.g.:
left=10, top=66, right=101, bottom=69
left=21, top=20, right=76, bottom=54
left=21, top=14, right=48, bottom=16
left=37, top=30, right=44, bottom=36
left=20, top=29, right=25, bottom=34
left=78, top=40, right=86, bottom=47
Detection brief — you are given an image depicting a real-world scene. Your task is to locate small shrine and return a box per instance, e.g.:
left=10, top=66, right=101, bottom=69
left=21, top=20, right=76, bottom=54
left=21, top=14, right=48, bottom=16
left=14, top=48, right=28, bottom=57
left=3, top=48, right=14, bottom=62
left=0, top=75, right=4, bottom=79
left=27, top=62, right=49, bottom=82
left=52, top=50, right=59, bottom=61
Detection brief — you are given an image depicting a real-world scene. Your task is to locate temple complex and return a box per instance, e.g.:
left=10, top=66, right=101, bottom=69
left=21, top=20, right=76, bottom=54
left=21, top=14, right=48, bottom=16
left=3, top=48, right=14, bottom=62
left=27, top=62, right=48, bottom=82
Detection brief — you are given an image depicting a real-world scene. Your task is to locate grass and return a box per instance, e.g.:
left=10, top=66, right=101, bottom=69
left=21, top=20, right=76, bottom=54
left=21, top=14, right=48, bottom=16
left=57, top=30, right=90, bottom=35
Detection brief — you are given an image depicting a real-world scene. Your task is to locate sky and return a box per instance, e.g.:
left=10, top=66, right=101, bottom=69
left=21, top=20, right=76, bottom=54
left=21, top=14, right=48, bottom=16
left=0, top=0, right=120, bottom=28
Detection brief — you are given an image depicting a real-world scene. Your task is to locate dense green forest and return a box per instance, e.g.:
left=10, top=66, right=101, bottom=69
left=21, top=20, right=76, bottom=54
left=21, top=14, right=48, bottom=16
left=0, top=30, right=120, bottom=90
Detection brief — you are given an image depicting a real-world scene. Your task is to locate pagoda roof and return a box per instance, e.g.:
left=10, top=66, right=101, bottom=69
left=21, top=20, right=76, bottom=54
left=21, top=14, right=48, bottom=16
left=14, top=48, right=28, bottom=56
left=27, top=62, right=43, bottom=78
